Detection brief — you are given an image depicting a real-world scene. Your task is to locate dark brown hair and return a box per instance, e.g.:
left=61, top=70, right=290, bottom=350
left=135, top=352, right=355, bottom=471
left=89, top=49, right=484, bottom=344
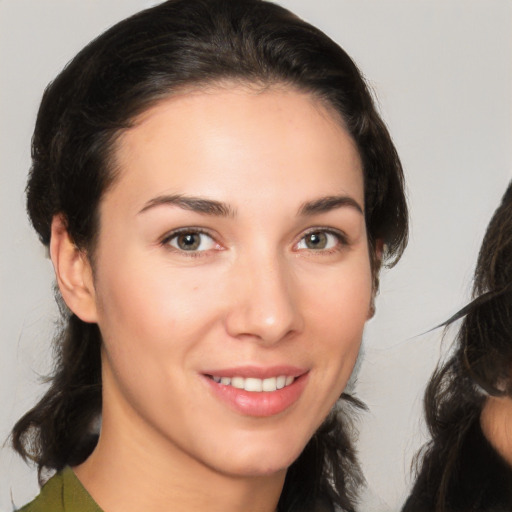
left=13, top=1, right=408, bottom=510
left=403, top=181, right=512, bottom=512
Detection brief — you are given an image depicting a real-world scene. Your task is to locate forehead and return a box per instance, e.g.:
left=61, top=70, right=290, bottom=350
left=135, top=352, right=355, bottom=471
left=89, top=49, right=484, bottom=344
left=107, top=85, right=364, bottom=212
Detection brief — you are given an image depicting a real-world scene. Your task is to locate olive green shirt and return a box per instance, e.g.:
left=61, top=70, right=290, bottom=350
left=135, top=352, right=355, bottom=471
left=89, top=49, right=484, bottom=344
left=18, top=467, right=337, bottom=512
left=18, top=467, right=102, bottom=512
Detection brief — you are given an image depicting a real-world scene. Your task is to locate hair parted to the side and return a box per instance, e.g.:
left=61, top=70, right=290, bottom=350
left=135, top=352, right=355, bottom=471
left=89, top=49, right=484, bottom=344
left=13, top=1, right=408, bottom=510
left=403, top=181, right=512, bottom=512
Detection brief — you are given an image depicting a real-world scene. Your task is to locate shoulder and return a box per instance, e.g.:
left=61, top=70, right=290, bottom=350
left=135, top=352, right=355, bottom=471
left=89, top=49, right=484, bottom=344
left=17, top=471, right=66, bottom=512
left=17, top=467, right=103, bottom=512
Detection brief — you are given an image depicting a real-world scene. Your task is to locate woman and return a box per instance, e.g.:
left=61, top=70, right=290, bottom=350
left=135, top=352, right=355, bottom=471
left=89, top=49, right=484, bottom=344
left=403, top=181, right=512, bottom=511
left=11, top=1, right=408, bottom=511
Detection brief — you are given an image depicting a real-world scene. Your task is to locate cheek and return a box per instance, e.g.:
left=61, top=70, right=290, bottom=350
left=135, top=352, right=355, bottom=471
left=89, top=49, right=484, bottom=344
left=94, top=253, right=216, bottom=343
left=92, top=257, right=212, bottom=409
left=306, top=255, right=372, bottom=380
left=308, top=255, right=373, bottom=328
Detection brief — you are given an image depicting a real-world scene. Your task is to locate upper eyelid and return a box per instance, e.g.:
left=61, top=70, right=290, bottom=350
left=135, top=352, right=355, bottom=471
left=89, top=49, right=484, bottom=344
left=160, top=227, right=216, bottom=244
left=160, top=228, right=221, bottom=257
left=293, top=228, right=350, bottom=254
left=299, top=226, right=349, bottom=242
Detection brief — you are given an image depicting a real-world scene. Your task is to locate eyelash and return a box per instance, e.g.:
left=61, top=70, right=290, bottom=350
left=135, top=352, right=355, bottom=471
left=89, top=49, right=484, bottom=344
left=160, top=228, right=219, bottom=258
left=295, top=227, right=349, bottom=254
left=159, top=227, right=349, bottom=257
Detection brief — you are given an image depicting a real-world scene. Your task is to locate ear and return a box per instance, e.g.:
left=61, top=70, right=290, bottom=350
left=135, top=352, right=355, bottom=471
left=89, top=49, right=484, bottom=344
left=50, top=215, right=98, bottom=323
left=368, top=239, right=384, bottom=319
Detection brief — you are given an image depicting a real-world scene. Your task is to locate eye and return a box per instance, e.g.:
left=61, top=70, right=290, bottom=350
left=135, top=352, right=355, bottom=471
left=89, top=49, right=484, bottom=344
left=164, top=230, right=218, bottom=252
left=296, top=230, right=345, bottom=251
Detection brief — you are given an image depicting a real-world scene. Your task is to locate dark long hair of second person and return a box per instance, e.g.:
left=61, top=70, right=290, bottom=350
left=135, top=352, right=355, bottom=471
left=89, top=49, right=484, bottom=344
left=403, top=181, right=512, bottom=512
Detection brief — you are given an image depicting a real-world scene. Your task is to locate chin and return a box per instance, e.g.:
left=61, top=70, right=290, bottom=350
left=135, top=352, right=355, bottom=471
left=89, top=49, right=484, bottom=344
left=210, top=437, right=307, bottom=478
left=217, top=458, right=291, bottom=479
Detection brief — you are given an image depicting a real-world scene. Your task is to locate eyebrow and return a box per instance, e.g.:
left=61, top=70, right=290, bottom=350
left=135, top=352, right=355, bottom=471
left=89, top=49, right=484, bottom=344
left=138, top=194, right=236, bottom=217
left=298, top=195, right=363, bottom=216
left=138, top=193, right=362, bottom=218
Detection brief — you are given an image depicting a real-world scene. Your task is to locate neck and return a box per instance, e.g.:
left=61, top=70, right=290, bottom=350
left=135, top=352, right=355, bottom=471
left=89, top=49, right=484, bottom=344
left=480, top=395, right=512, bottom=467
left=74, top=374, right=285, bottom=512
left=75, top=418, right=285, bottom=512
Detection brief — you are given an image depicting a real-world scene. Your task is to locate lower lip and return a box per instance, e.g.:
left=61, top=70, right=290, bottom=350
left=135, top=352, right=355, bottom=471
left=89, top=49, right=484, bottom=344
left=203, top=373, right=309, bottom=417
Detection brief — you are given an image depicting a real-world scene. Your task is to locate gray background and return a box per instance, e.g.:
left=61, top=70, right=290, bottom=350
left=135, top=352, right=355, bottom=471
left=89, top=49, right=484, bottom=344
left=1, top=1, right=511, bottom=510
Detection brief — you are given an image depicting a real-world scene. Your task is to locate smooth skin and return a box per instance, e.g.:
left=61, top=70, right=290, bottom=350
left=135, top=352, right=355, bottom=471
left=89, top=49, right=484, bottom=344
left=51, top=84, right=375, bottom=512
left=481, top=396, right=512, bottom=466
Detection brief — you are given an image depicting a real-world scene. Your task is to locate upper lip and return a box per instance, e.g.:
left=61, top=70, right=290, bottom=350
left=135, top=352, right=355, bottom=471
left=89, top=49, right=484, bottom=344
left=202, top=365, right=308, bottom=379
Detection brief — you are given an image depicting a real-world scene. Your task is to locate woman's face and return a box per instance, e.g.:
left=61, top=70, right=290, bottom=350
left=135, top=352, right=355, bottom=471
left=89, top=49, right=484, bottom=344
left=88, top=85, right=373, bottom=478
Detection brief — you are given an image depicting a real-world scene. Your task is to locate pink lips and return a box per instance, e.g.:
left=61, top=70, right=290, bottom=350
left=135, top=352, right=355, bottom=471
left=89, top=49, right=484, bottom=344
left=202, top=365, right=309, bottom=417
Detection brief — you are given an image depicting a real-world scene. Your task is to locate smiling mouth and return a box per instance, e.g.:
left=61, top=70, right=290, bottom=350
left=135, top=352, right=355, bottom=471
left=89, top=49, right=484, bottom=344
left=207, top=375, right=295, bottom=392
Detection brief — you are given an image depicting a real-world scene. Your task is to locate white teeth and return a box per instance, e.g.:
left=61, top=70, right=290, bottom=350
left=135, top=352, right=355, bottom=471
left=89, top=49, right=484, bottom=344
left=245, top=378, right=263, bottom=392
left=211, top=375, right=295, bottom=392
left=262, top=377, right=277, bottom=392
left=276, top=376, right=286, bottom=389
left=231, top=376, right=245, bottom=389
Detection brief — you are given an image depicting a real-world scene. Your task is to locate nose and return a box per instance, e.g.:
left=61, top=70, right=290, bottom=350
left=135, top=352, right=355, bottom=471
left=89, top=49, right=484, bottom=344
left=224, top=254, right=304, bottom=345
